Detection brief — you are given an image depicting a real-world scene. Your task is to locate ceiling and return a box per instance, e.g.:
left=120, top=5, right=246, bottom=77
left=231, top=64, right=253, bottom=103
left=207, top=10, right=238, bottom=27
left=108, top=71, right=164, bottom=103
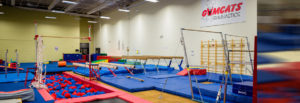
left=0, top=0, right=138, bottom=18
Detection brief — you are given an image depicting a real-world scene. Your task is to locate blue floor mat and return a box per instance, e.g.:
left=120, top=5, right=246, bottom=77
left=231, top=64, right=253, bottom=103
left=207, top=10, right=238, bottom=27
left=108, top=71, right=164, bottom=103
left=258, top=32, right=300, bottom=52
left=147, top=74, right=180, bottom=79
left=20, top=62, right=74, bottom=73
left=0, top=81, right=30, bottom=92
left=258, top=54, right=281, bottom=65
left=257, top=70, right=290, bottom=84
left=98, top=70, right=252, bottom=103
left=0, top=73, right=34, bottom=83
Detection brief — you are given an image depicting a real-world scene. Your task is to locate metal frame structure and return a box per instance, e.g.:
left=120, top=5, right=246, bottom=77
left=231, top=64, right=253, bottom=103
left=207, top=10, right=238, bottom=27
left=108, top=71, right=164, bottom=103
left=225, top=34, right=254, bottom=75
left=180, top=28, right=232, bottom=103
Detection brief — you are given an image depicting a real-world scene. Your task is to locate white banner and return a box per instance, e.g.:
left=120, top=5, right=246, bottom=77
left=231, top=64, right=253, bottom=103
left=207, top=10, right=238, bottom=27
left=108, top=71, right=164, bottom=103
left=200, top=0, right=246, bottom=27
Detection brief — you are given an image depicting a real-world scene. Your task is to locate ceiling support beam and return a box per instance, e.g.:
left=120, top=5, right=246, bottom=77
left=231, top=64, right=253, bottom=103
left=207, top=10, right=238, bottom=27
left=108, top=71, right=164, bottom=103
left=48, top=0, right=60, bottom=10
left=16, top=6, right=98, bottom=18
left=64, top=0, right=80, bottom=12
left=87, top=0, right=117, bottom=15
left=11, top=0, right=15, bottom=6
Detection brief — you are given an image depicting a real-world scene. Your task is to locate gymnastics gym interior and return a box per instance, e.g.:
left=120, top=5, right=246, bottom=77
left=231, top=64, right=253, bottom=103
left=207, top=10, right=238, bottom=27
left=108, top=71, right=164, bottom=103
left=0, top=0, right=256, bottom=103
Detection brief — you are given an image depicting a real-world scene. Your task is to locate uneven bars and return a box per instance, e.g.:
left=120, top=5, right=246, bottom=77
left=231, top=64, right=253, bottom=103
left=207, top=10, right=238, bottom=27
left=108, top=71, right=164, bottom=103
left=182, top=28, right=222, bottom=34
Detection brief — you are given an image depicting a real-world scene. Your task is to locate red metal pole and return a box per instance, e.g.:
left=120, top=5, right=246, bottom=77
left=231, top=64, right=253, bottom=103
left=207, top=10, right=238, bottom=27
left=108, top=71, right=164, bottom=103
left=253, top=36, right=257, bottom=103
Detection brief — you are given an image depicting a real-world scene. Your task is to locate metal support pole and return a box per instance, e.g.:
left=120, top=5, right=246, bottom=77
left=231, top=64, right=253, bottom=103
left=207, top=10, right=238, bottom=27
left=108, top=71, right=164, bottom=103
left=5, top=49, right=8, bottom=78
left=246, top=37, right=254, bottom=74
left=167, top=59, right=172, bottom=68
left=16, top=49, right=19, bottom=77
left=224, top=35, right=233, bottom=85
left=142, top=59, right=147, bottom=74
left=88, top=25, right=92, bottom=80
left=221, top=33, right=232, bottom=103
left=156, top=59, right=160, bottom=73
left=178, top=59, right=183, bottom=71
left=180, top=28, right=194, bottom=99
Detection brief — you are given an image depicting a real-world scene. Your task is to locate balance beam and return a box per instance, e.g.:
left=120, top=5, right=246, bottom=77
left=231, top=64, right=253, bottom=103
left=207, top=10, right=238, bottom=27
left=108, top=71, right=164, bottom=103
left=98, top=62, right=135, bottom=68
left=73, top=63, right=117, bottom=69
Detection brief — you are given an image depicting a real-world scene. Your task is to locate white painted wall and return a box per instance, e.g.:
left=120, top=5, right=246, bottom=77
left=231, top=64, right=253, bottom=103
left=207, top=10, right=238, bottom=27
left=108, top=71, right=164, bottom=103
left=95, top=0, right=257, bottom=74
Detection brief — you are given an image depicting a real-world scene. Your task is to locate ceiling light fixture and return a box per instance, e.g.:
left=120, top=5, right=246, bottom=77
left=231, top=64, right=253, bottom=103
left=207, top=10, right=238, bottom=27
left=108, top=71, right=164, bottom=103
left=118, top=9, right=130, bottom=12
left=62, top=0, right=78, bottom=5
left=45, top=16, right=57, bottom=19
left=100, top=16, right=111, bottom=19
left=51, top=10, right=65, bottom=14
left=145, top=0, right=159, bottom=3
left=0, top=12, right=4, bottom=14
left=88, top=21, right=98, bottom=24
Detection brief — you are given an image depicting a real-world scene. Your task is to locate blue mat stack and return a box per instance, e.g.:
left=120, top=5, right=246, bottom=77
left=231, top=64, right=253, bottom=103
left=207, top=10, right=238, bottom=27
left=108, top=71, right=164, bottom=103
left=63, top=54, right=82, bottom=61
left=19, top=62, right=74, bottom=73
left=258, top=25, right=300, bottom=52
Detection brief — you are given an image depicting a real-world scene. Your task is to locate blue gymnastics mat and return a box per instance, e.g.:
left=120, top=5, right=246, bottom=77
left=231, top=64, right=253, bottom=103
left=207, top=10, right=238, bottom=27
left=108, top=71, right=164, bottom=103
left=99, top=70, right=252, bottom=103
left=257, top=70, right=290, bottom=84
left=0, top=81, right=31, bottom=92
left=258, top=54, right=281, bottom=65
left=258, top=32, right=300, bottom=52
left=147, top=74, right=180, bottom=79
left=20, top=62, right=74, bottom=73
left=73, top=64, right=175, bottom=77
left=0, top=73, right=34, bottom=83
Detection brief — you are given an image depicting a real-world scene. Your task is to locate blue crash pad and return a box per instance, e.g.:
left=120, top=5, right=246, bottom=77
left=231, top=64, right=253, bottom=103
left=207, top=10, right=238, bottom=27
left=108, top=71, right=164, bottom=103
left=0, top=73, right=34, bottom=83
left=20, top=62, right=74, bottom=73
left=257, top=70, right=290, bottom=84
left=257, top=54, right=281, bottom=65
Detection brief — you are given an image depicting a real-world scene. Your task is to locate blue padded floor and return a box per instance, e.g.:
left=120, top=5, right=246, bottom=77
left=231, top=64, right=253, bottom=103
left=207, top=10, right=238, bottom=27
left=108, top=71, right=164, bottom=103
left=73, top=64, right=175, bottom=77
left=0, top=81, right=31, bottom=92
left=97, top=70, right=253, bottom=103
left=147, top=74, right=180, bottom=79
left=258, top=32, right=300, bottom=52
left=0, top=73, right=34, bottom=83
left=257, top=70, right=291, bottom=84
left=257, top=54, right=282, bottom=65
left=20, top=62, right=74, bottom=73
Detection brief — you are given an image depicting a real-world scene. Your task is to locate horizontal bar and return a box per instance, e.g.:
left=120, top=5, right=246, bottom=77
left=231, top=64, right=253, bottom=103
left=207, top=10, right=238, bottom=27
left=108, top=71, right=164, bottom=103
left=182, top=28, right=222, bottom=34
left=225, top=34, right=248, bottom=38
left=39, top=35, right=90, bottom=39
left=228, top=50, right=254, bottom=52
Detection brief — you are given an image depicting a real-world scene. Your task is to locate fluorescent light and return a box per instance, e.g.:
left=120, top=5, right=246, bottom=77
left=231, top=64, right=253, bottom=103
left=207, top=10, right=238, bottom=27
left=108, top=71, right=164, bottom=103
left=118, top=9, right=130, bottom=12
left=88, top=21, right=98, bottom=24
left=0, top=4, right=3, bottom=6
left=45, top=16, right=56, bottom=19
left=51, top=10, right=65, bottom=14
left=145, top=0, right=159, bottom=3
left=0, top=12, right=4, bottom=15
left=62, top=0, right=78, bottom=5
left=100, top=16, right=111, bottom=19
